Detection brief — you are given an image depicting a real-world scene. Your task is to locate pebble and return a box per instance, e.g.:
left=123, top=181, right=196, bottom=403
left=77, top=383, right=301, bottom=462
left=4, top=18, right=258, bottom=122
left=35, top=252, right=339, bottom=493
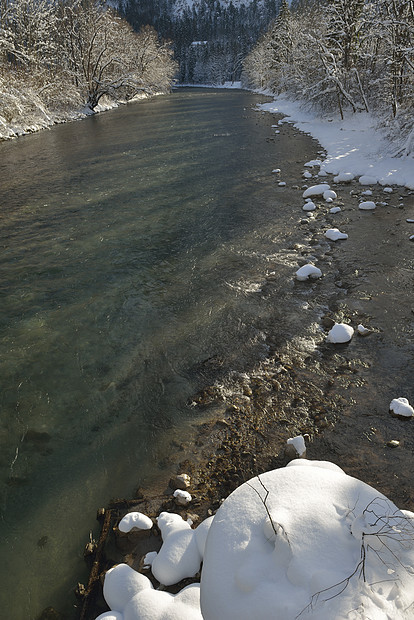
left=387, top=440, right=400, bottom=448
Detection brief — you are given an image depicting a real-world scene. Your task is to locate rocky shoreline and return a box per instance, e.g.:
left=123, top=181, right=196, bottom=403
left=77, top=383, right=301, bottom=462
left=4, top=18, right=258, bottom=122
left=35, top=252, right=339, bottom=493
left=68, top=138, right=414, bottom=620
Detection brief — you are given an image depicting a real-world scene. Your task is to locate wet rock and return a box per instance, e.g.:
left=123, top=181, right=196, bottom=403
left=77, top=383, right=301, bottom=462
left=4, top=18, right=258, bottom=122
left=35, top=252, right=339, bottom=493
left=170, top=473, right=191, bottom=491
left=321, top=316, right=336, bottom=329
left=36, top=608, right=65, bottom=620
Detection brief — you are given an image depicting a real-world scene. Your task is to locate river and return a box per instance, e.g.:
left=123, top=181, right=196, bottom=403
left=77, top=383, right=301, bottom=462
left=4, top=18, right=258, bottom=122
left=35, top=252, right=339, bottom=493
left=0, top=88, right=323, bottom=618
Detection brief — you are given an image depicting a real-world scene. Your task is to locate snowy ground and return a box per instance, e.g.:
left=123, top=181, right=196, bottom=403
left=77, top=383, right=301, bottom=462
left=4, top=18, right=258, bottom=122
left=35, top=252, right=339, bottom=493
left=258, top=96, right=414, bottom=190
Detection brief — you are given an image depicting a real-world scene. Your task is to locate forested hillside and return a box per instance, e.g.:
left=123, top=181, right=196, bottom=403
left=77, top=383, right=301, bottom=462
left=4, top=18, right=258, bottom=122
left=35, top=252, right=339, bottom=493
left=0, top=0, right=177, bottom=138
left=244, top=0, right=414, bottom=152
left=119, top=0, right=281, bottom=83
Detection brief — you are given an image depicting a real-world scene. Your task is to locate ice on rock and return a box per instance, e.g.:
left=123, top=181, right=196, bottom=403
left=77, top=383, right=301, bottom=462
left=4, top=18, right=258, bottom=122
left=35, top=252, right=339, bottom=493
left=103, top=564, right=153, bottom=613
left=359, top=175, right=377, bottom=185
left=278, top=181, right=286, bottom=187
left=325, top=228, right=348, bottom=241
left=329, top=206, right=341, bottom=214
left=359, top=201, right=376, bottom=210
left=200, top=462, right=414, bottom=620
left=302, top=201, right=316, bottom=211
left=333, top=172, right=354, bottom=183
left=96, top=613, right=124, bottom=620
left=361, top=189, right=373, bottom=196
left=151, top=512, right=202, bottom=586
left=272, top=168, right=281, bottom=173
left=383, top=187, right=393, bottom=193
left=295, top=264, right=322, bottom=281
left=303, top=184, right=330, bottom=198
left=323, top=190, right=337, bottom=201
left=390, top=398, right=414, bottom=418
left=317, top=170, right=328, bottom=177
left=327, top=323, right=354, bottom=343
left=303, top=171, right=312, bottom=179
left=118, top=512, right=153, bottom=533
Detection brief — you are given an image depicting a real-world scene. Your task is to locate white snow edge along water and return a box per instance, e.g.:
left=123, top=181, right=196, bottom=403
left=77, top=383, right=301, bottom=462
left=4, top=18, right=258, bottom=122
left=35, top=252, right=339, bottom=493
left=259, top=97, right=414, bottom=190
left=96, top=460, right=414, bottom=620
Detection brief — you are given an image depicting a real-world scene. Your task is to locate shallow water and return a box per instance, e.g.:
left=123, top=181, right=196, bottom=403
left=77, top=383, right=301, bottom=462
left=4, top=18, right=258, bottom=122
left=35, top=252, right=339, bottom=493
left=0, top=88, right=322, bottom=618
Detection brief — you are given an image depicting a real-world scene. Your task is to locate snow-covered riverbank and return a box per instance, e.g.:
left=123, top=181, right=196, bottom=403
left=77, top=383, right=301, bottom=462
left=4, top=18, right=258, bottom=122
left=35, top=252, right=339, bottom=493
left=259, top=96, right=414, bottom=189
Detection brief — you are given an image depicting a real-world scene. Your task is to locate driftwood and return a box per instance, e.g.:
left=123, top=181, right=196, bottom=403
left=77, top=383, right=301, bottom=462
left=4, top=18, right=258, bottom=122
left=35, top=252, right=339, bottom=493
left=79, top=508, right=113, bottom=620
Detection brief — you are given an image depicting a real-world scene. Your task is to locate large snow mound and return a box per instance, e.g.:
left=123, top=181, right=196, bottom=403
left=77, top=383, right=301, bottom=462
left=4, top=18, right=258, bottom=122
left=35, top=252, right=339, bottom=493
left=200, top=461, right=414, bottom=619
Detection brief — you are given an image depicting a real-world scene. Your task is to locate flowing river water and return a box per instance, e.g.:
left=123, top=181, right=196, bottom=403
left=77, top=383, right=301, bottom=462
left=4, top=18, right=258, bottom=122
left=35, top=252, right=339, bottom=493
left=0, top=88, right=325, bottom=618
left=2, top=87, right=414, bottom=620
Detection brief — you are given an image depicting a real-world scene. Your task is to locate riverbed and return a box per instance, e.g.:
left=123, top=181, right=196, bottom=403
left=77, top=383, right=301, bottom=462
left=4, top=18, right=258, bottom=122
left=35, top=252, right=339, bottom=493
left=0, top=88, right=328, bottom=619
left=1, top=87, right=413, bottom=620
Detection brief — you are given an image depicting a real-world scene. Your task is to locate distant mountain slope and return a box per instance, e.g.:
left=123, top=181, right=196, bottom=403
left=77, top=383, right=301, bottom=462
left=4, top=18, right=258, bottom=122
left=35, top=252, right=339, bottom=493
left=119, top=0, right=281, bottom=83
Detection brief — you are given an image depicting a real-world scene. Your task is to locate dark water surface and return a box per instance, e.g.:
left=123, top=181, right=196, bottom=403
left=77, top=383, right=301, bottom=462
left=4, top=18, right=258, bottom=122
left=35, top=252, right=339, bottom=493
left=0, top=88, right=321, bottom=618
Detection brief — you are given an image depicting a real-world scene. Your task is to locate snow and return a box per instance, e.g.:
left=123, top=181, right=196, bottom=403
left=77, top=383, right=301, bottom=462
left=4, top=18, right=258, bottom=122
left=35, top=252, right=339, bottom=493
left=151, top=512, right=203, bottom=586
left=200, top=461, right=414, bottom=619
left=325, top=228, right=348, bottom=241
left=302, top=184, right=330, bottom=198
left=303, top=204, right=316, bottom=215
left=259, top=98, right=414, bottom=190
left=98, top=462, right=414, bottom=620
left=286, top=435, right=306, bottom=457
left=333, top=172, right=354, bottom=183
left=359, top=201, right=376, bottom=210
left=295, top=264, right=322, bottom=281
left=323, top=189, right=337, bottom=201
left=327, top=323, right=354, bottom=343
left=118, top=512, right=153, bottom=533
left=329, top=206, right=341, bottom=214
left=173, top=489, right=192, bottom=505
left=357, top=324, right=371, bottom=336
left=390, top=398, right=414, bottom=418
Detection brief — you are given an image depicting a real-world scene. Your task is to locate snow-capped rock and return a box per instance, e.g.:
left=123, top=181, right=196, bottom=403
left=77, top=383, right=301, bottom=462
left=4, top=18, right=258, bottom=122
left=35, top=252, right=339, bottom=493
left=295, top=264, right=322, bottom=281
left=303, top=184, right=331, bottom=198
left=389, top=398, right=414, bottom=418
left=327, top=323, right=354, bottom=343
left=325, top=228, right=348, bottom=241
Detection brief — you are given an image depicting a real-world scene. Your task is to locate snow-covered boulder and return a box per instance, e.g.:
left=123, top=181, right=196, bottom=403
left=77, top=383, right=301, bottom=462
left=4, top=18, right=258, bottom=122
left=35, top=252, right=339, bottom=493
left=333, top=172, right=354, bottom=183
left=123, top=584, right=202, bottom=620
left=103, top=564, right=153, bottom=613
left=323, top=189, right=337, bottom=201
left=303, top=184, right=330, bottom=198
left=173, top=489, right=192, bottom=505
left=118, top=512, right=153, bottom=533
left=200, top=462, right=414, bottom=620
left=359, top=201, right=376, bottom=210
left=325, top=228, right=348, bottom=241
left=302, top=201, right=316, bottom=211
left=295, top=264, right=322, bottom=282
left=151, top=512, right=202, bottom=586
left=327, top=323, right=354, bottom=343
left=359, top=175, right=377, bottom=185
left=329, top=206, right=341, bottom=214
left=389, top=398, right=414, bottom=418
